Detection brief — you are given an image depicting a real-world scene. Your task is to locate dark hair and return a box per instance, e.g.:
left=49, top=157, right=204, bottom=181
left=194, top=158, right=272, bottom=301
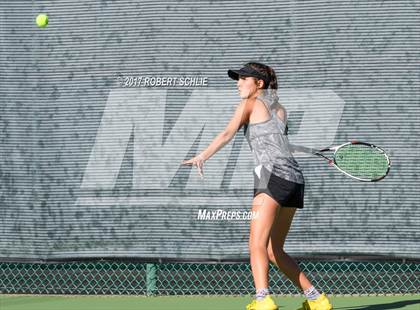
left=245, top=62, right=278, bottom=90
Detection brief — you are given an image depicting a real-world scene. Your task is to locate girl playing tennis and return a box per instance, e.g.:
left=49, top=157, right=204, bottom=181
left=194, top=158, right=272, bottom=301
left=181, top=62, right=333, bottom=310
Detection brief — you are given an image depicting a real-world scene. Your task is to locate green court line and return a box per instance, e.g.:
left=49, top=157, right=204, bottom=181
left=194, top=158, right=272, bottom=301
left=1, top=294, right=419, bottom=310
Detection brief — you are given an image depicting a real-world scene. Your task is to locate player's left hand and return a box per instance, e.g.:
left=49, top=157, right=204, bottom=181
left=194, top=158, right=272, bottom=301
left=181, top=154, right=205, bottom=179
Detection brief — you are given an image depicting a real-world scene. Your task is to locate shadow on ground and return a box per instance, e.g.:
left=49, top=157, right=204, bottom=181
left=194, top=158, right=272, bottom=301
left=335, top=299, right=420, bottom=310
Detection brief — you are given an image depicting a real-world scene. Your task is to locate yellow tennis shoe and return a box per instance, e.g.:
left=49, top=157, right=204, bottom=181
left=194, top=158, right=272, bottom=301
left=246, top=295, right=278, bottom=310
left=298, top=293, right=333, bottom=310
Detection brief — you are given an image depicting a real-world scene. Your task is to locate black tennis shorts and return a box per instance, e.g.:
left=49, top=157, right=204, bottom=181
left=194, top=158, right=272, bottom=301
left=253, top=165, right=304, bottom=209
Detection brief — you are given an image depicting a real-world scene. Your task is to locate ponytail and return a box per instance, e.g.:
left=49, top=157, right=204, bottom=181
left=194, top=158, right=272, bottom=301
left=245, top=62, right=278, bottom=90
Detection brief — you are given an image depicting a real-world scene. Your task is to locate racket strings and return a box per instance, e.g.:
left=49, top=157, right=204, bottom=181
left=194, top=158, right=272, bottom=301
left=334, top=144, right=389, bottom=180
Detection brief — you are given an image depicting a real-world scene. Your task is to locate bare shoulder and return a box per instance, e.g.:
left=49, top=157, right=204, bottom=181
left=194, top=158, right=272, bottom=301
left=251, top=97, right=267, bottom=113
left=253, top=97, right=264, bottom=106
left=240, top=97, right=257, bottom=113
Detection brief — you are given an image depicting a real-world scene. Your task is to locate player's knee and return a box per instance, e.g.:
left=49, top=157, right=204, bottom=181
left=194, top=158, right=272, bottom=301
left=267, top=246, right=286, bottom=263
left=248, top=238, right=266, bottom=254
left=267, top=247, right=276, bottom=263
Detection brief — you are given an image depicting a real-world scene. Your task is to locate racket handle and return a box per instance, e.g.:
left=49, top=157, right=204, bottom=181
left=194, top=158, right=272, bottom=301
left=288, top=144, right=316, bottom=154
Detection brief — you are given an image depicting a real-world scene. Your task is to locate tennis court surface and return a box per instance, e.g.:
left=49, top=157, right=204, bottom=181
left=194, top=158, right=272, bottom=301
left=1, top=294, right=420, bottom=310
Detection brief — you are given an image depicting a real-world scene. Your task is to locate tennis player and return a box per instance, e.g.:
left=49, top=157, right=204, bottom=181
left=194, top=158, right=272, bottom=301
left=181, top=62, right=333, bottom=310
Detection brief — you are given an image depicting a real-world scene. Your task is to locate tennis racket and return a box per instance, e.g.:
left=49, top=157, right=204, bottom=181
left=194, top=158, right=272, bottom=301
left=291, top=141, right=391, bottom=182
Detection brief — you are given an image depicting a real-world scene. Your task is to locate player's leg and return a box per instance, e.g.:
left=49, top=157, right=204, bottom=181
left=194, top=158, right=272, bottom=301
left=266, top=206, right=313, bottom=290
left=249, top=192, right=279, bottom=290
left=247, top=192, right=280, bottom=310
left=267, top=207, right=333, bottom=310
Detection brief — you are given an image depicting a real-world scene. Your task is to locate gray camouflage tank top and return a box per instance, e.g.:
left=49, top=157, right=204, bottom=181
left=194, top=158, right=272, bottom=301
left=244, top=89, right=304, bottom=184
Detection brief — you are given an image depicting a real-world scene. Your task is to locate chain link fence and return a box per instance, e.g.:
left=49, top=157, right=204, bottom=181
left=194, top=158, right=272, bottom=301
left=1, top=260, right=418, bottom=296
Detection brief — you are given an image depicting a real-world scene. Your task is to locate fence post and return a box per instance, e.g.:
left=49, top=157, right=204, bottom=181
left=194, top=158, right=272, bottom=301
left=146, top=263, right=157, bottom=295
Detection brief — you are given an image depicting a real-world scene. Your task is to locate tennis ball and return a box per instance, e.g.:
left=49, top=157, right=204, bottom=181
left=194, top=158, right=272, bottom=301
left=36, top=14, right=48, bottom=28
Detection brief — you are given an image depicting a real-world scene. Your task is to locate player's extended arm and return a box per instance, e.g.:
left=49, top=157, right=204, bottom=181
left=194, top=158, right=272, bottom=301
left=181, top=99, right=252, bottom=179
left=199, top=99, right=252, bottom=161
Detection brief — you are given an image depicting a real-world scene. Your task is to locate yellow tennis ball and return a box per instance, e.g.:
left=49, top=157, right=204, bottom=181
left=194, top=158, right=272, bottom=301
left=36, top=14, right=48, bottom=28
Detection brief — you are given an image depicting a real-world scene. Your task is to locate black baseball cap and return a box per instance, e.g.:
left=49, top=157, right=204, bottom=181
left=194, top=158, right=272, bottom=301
left=227, top=64, right=270, bottom=86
